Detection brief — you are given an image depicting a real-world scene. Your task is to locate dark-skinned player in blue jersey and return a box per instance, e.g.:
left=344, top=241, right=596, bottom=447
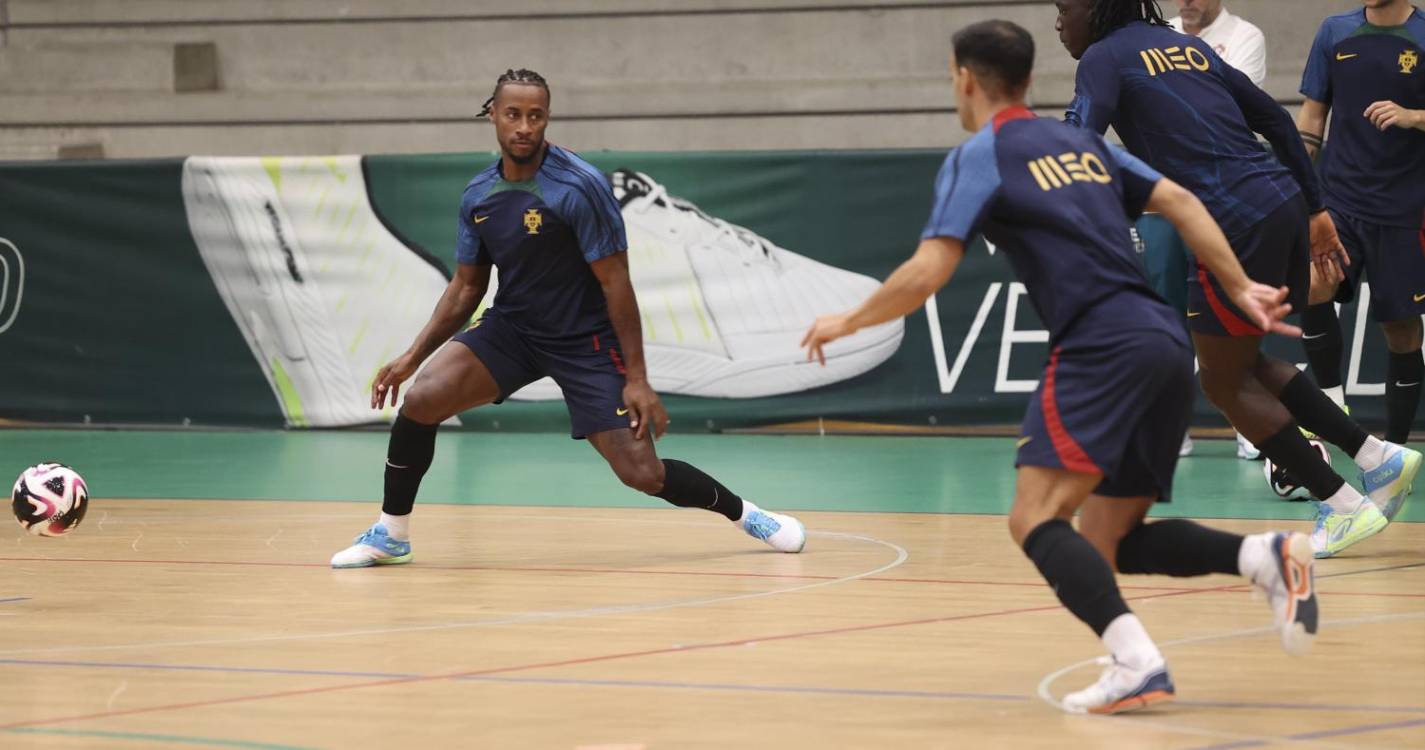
left=1055, top=0, right=1421, bottom=559
left=330, top=69, right=805, bottom=568
left=1296, top=0, right=1425, bottom=460
left=803, top=20, right=1316, bottom=716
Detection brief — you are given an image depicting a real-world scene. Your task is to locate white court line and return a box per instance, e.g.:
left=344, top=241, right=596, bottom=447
left=1036, top=611, right=1425, bottom=749
left=0, top=530, right=907, bottom=657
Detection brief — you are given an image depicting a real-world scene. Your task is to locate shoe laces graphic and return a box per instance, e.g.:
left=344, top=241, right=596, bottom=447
left=610, top=168, right=780, bottom=268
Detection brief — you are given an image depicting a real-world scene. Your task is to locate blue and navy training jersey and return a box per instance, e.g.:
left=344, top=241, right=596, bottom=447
left=1066, top=21, right=1323, bottom=240
left=456, top=144, right=628, bottom=339
left=1301, top=8, right=1425, bottom=228
left=922, top=107, right=1179, bottom=344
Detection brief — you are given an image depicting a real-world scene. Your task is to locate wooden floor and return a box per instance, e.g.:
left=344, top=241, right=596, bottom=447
left=3, top=500, right=1422, bottom=749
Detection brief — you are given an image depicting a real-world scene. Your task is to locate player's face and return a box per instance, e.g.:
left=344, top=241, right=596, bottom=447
left=1361, top=0, right=1405, bottom=8
left=1055, top=0, right=1094, bottom=60
left=1174, top=0, right=1222, bottom=27
left=491, top=83, right=550, bottom=164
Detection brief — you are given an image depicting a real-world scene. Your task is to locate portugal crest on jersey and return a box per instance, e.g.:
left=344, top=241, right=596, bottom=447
left=1402, top=49, right=1419, bottom=74
left=523, top=208, right=543, bottom=235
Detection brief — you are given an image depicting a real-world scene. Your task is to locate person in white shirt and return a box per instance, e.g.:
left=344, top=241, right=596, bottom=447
left=1169, top=0, right=1269, bottom=86
left=1141, top=1, right=1269, bottom=459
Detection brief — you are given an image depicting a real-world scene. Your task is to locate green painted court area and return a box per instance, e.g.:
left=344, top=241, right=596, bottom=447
left=7, top=429, right=1416, bottom=523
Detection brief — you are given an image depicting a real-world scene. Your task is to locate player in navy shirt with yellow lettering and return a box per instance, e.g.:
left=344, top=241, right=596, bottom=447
left=329, top=69, right=806, bottom=568
left=1056, top=0, right=1419, bottom=559
left=804, top=20, right=1316, bottom=716
left=1297, top=0, right=1425, bottom=453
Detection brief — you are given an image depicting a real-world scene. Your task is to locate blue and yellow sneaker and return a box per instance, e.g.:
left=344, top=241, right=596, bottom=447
left=739, top=503, right=806, bottom=553
left=330, top=523, right=412, bottom=568
left=1310, top=500, right=1388, bottom=559
left=1062, top=657, right=1176, bottom=715
left=1361, top=443, right=1421, bottom=522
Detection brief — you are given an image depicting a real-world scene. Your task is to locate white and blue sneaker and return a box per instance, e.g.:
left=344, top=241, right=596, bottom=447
left=1361, top=443, right=1421, bottom=522
left=1062, top=657, right=1176, bottom=715
left=738, top=503, right=806, bottom=553
left=330, top=524, right=412, bottom=568
left=1252, top=532, right=1318, bottom=656
left=1310, top=500, right=1388, bottom=559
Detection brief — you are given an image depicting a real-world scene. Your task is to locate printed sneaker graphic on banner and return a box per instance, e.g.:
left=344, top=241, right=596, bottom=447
left=506, top=169, right=904, bottom=401
left=181, top=156, right=459, bottom=428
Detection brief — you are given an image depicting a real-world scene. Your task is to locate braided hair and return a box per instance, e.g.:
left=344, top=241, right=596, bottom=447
left=1089, top=0, right=1168, bottom=44
left=478, top=68, right=550, bottom=118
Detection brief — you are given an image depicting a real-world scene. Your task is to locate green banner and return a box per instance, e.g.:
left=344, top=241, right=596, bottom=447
left=0, top=151, right=1403, bottom=432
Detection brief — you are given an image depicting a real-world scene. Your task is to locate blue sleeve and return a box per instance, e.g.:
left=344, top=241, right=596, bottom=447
left=921, top=135, right=1000, bottom=242
left=1299, top=20, right=1335, bottom=103
left=1219, top=56, right=1325, bottom=213
left=454, top=192, right=489, bottom=266
left=1107, top=144, right=1162, bottom=219
left=1065, top=45, right=1119, bottom=134
left=564, top=173, right=628, bottom=264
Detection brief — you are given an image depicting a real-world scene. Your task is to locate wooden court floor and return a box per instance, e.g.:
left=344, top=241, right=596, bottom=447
left=1, top=432, right=1423, bottom=749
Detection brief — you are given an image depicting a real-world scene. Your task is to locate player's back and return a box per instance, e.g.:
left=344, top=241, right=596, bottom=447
left=1067, top=21, right=1301, bottom=239
left=929, top=109, right=1179, bottom=344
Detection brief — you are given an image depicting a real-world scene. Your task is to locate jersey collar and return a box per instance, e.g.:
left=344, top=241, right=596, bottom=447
left=992, top=105, right=1036, bottom=133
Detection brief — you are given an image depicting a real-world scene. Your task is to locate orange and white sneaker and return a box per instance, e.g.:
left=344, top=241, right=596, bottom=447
left=1253, top=532, right=1319, bottom=655
left=1061, top=657, right=1175, bottom=715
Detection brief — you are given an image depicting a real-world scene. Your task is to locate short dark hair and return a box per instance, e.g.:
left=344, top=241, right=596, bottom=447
left=478, top=68, right=550, bottom=118
left=951, top=20, right=1034, bottom=97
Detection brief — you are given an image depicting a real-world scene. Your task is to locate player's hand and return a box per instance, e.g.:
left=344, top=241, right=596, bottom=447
left=623, top=379, right=668, bottom=441
left=801, top=313, right=857, bottom=366
left=1308, top=210, right=1348, bottom=267
left=371, top=352, right=421, bottom=409
left=1229, top=282, right=1301, bottom=337
left=1364, top=100, right=1422, bottom=132
left=1308, top=254, right=1345, bottom=306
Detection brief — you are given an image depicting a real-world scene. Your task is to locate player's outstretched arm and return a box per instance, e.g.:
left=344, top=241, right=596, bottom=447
left=1147, top=180, right=1300, bottom=337
left=591, top=251, right=667, bottom=441
left=802, top=237, right=964, bottom=365
left=372, top=262, right=491, bottom=409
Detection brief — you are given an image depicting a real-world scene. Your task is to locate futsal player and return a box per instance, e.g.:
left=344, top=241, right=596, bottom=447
left=331, top=69, right=805, bottom=568
left=1055, top=0, right=1420, bottom=558
left=803, top=20, right=1317, bottom=715
left=1296, top=0, right=1425, bottom=464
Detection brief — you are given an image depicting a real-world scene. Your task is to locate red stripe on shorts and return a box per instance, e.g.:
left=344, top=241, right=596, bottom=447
left=608, top=347, right=627, bottom=375
left=1042, top=347, right=1100, bottom=474
left=1197, top=268, right=1263, bottom=336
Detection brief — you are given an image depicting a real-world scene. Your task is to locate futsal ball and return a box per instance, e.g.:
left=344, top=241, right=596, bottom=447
left=1262, top=440, right=1330, bottom=501
left=11, top=463, right=90, bottom=536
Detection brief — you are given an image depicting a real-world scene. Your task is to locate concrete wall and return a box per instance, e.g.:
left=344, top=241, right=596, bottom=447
left=0, top=0, right=1356, bottom=158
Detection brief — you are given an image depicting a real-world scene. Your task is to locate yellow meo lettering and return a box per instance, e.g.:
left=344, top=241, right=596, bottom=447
left=1027, top=152, right=1113, bottom=192
left=1139, top=45, right=1211, bottom=76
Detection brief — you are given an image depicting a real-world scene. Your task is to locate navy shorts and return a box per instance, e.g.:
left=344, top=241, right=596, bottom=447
left=1017, top=325, right=1194, bottom=501
left=452, top=313, right=631, bottom=439
left=1187, top=194, right=1310, bottom=337
left=1327, top=208, right=1425, bottom=323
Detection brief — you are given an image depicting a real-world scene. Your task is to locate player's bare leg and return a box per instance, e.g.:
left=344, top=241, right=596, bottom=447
left=587, top=428, right=805, bottom=552
left=331, top=343, right=502, bottom=568
left=1193, top=333, right=1398, bottom=556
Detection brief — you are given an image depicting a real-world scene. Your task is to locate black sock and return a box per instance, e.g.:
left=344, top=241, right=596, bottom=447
left=1278, top=371, right=1368, bottom=456
left=382, top=413, right=439, bottom=516
left=1302, top=303, right=1344, bottom=390
left=654, top=459, right=744, bottom=521
left=1022, top=519, right=1130, bottom=637
left=1116, top=520, right=1242, bottom=577
left=1386, top=350, right=1423, bottom=444
left=1257, top=423, right=1346, bottom=500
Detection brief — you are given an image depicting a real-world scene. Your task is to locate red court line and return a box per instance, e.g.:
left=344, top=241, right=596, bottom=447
left=0, top=585, right=1229, bottom=731
left=4, top=556, right=1423, bottom=598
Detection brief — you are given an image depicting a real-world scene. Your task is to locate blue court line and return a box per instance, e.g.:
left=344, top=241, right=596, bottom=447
left=4, top=727, right=318, bottom=750
left=5, top=657, right=1425, bottom=717
left=1190, top=717, right=1425, bottom=749
left=0, top=597, right=29, bottom=604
